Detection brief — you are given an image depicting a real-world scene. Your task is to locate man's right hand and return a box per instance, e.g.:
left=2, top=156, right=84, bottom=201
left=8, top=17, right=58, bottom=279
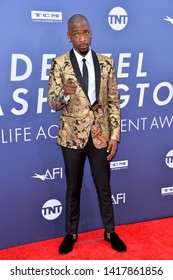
left=64, top=79, right=77, bottom=96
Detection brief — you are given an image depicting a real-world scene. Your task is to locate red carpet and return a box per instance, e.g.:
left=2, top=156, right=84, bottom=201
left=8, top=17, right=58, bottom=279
left=0, top=217, right=173, bottom=260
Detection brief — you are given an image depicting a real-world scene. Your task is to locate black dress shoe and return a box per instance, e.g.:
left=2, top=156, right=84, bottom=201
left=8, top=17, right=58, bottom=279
left=104, top=231, right=127, bottom=253
left=59, top=234, right=78, bottom=254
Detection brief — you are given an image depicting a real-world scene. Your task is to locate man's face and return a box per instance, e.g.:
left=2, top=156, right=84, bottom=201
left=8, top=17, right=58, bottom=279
left=67, top=20, right=92, bottom=56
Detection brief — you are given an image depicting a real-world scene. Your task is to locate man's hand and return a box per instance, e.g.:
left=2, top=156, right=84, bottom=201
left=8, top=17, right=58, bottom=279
left=64, top=79, right=77, bottom=96
left=106, top=140, right=118, bottom=161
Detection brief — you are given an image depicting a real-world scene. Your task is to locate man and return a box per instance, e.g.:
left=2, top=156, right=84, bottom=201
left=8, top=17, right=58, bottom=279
left=47, top=14, right=127, bottom=254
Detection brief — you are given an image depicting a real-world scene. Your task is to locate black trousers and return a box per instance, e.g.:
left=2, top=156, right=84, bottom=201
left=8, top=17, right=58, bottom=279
left=61, top=135, right=115, bottom=234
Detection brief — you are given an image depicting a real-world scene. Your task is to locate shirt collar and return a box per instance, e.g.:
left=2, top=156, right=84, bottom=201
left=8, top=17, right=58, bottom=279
left=73, top=48, right=92, bottom=64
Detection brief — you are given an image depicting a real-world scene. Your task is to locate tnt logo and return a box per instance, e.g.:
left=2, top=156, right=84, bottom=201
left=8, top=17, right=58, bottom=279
left=165, top=150, right=173, bottom=168
left=108, top=7, right=128, bottom=31
left=42, top=199, right=62, bottom=220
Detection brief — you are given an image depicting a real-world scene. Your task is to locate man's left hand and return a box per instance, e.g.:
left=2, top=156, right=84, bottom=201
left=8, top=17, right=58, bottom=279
left=106, top=140, right=118, bottom=161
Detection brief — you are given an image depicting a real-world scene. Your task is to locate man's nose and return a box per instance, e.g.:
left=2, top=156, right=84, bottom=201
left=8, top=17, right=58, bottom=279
left=79, top=34, right=86, bottom=41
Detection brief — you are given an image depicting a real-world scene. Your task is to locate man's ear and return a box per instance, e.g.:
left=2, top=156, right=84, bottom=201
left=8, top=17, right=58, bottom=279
left=67, top=32, right=71, bottom=42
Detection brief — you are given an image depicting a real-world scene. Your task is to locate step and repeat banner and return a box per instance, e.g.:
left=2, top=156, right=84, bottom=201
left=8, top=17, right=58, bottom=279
left=0, top=0, right=173, bottom=249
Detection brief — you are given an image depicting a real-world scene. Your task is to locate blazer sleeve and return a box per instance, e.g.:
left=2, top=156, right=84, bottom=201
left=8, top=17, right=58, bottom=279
left=107, top=58, right=121, bottom=142
left=47, top=58, right=69, bottom=111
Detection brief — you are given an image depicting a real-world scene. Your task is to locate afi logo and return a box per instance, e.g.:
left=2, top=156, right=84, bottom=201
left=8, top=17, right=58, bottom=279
left=164, top=16, right=173, bottom=25
left=108, top=7, right=128, bottom=31
left=32, top=167, right=63, bottom=181
left=112, top=193, right=126, bottom=204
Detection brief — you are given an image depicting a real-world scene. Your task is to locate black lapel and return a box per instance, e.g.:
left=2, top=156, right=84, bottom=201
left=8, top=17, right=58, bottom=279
left=91, top=50, right=101, bottom=102
left=69, top=49, right=89, bottom=99
left=69, top=49, right=101, bottom=102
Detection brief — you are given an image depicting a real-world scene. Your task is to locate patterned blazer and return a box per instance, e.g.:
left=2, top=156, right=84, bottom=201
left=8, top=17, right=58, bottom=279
left=47, top=49, right=120, bottom=149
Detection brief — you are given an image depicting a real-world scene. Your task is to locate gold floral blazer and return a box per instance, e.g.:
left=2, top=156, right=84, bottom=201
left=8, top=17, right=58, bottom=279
left=47, top=49, right=120, bottom=149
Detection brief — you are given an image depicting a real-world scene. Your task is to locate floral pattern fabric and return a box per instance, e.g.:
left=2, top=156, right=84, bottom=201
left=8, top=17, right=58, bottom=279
left=47, top=51, right=120, bottom=149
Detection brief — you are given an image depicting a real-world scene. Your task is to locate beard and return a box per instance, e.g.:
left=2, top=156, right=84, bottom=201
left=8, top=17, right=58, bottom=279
left=79, top=49, right=89, bottom=56
left=78, top=43, right=90, bottom=56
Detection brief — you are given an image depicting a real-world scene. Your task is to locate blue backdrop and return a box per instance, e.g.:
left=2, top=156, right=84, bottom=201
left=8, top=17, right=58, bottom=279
left=0, top=0, right=173, bottom=249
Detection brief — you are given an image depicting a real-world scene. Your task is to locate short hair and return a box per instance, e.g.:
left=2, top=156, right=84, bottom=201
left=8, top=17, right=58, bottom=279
left=68, top=14, right=90, bottom=31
